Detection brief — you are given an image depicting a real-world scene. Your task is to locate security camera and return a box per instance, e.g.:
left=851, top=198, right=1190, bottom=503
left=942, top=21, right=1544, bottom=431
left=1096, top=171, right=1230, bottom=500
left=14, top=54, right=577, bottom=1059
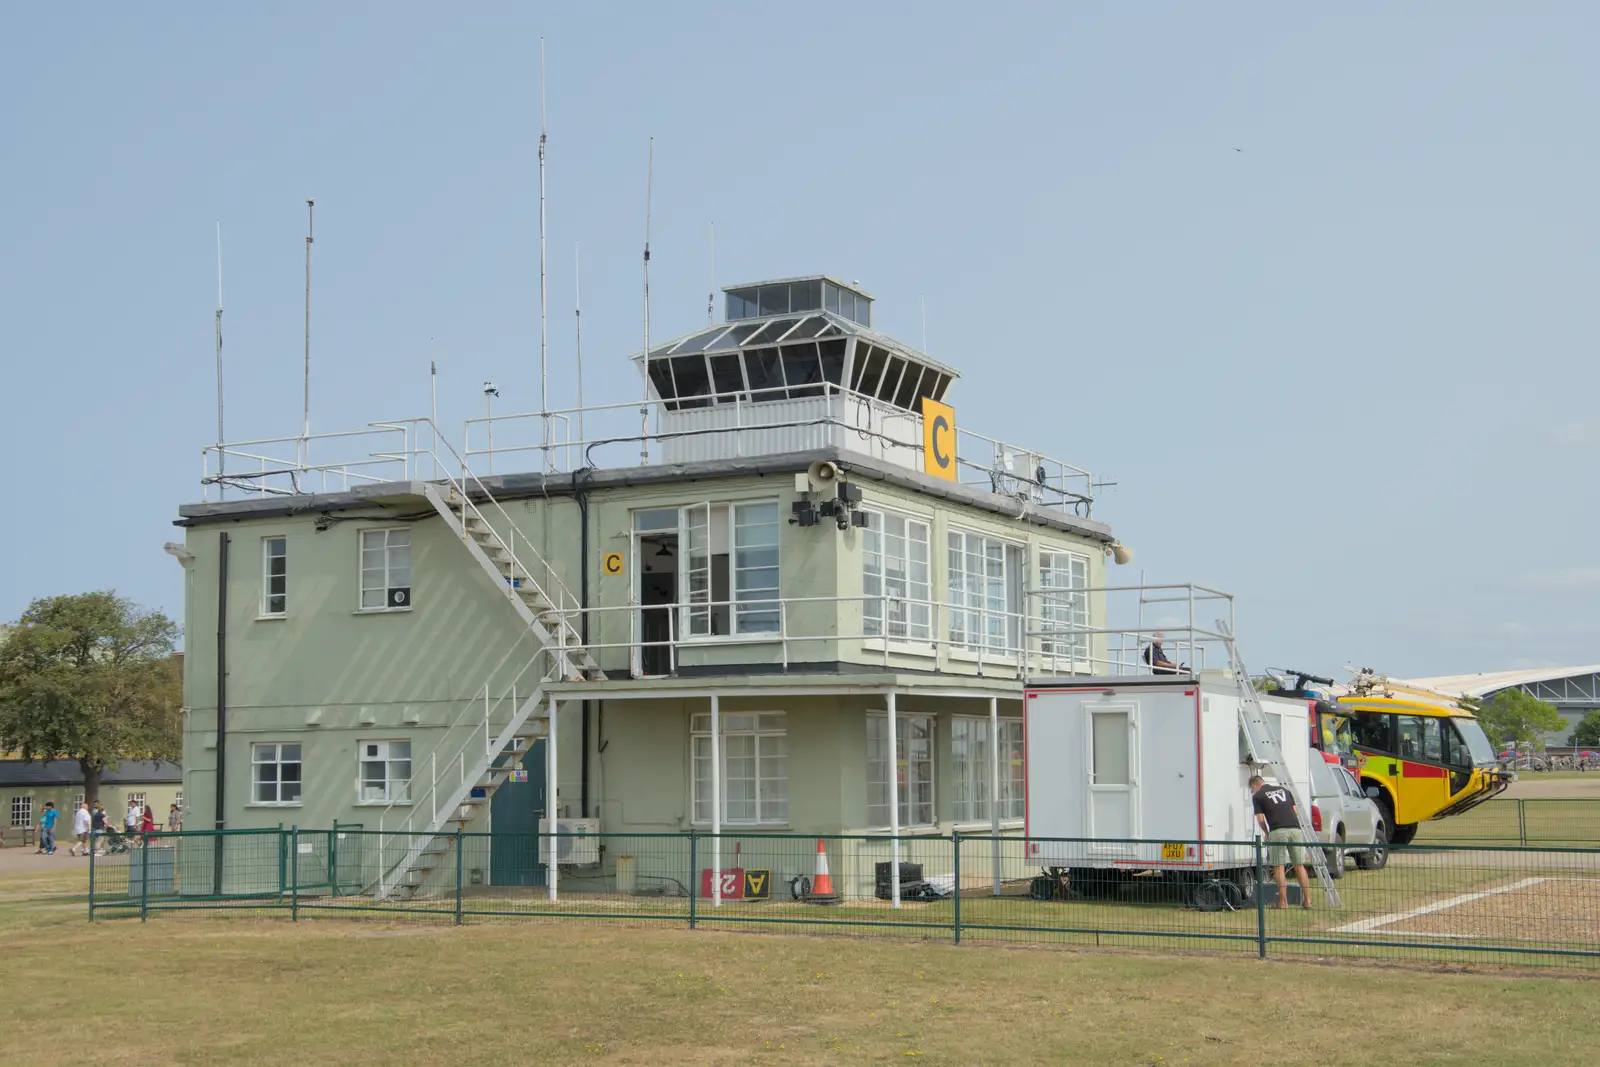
left=162, top=542, right=196, bottom=566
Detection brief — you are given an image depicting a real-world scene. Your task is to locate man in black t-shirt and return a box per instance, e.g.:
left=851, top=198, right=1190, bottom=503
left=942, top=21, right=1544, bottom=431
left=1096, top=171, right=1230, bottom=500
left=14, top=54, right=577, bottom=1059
left=1251, top=774, right=1312, bottom=909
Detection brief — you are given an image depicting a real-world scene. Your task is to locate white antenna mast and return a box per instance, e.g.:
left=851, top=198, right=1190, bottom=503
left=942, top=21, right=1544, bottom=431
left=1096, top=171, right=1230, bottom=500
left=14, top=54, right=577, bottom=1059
left=538, top=37, right=551, bottom=471
left=300, top=199, right=314, bottom=480
left=639, top=137, right=653, bottom=465
left=707, top=221, right=715, bottom=326
left=215, top=222, right=225, bottom=497
left=574, top=241, right=584, bottom=450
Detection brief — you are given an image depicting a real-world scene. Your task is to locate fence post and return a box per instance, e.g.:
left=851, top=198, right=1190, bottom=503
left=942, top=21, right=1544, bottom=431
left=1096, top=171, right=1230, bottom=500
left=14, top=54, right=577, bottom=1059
left=291, top=826, right=300, bottom=921
left=455, top=827, right=464, bottom=925
left=1254, top=837, right=1266, bottom=960
left=278, top=826, right=287, bottom=903
left=88, top=832, right=97, bottom=922
left=951, top=831, right=961, bottom=946
left=139, top=832, right=149, bottom=923
left=688, top=831, right=698, bottom=931
left=1518, top=799, right=1528, bottom=847
left=330, top=825, right=339, bottom=895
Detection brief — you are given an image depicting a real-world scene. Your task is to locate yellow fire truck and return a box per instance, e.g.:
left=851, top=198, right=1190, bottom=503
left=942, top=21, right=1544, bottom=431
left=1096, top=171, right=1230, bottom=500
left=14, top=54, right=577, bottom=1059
left=1273, top=669, right=1510, bottom=845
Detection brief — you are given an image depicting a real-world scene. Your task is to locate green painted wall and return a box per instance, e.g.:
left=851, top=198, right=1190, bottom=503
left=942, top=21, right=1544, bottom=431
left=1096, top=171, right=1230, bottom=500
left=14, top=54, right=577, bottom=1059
left=178, top=469, right=1105, bottom=836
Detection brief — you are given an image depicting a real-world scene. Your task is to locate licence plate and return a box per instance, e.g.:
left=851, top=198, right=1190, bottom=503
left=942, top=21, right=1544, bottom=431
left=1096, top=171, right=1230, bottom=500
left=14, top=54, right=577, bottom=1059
left=1161, top=842, right=1186, bottom=861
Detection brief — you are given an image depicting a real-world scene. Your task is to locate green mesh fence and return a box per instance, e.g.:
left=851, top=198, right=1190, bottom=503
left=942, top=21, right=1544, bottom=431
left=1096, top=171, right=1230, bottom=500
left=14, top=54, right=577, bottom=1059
left=89, top=827, right=1600, bottom=970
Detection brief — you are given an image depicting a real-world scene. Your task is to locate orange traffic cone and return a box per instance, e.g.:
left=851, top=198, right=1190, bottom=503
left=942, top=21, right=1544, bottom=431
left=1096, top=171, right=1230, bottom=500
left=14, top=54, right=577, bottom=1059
left=807, top=838, right=841, bottom=905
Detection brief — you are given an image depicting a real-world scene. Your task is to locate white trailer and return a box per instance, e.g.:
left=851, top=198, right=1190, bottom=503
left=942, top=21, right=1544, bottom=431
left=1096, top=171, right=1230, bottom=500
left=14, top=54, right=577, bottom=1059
left=1023, top=672, right=1312, bottom=899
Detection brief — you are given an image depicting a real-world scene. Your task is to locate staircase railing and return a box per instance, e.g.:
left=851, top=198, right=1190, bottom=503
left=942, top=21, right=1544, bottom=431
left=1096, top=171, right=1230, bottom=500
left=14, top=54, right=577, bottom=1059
left=366, top=632, right=556, bottom=898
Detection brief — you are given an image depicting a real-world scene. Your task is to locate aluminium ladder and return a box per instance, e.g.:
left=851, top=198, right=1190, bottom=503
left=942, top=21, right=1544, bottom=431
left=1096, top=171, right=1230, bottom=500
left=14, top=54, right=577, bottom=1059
left=1220, top=623, right=1341, bottom=907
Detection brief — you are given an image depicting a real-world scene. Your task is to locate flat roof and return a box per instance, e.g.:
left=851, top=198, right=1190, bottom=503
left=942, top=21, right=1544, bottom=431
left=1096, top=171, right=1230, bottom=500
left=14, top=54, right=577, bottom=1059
left=722, top=275, right=874, bottom=300
left=177, top=445, right=1116, bottom=543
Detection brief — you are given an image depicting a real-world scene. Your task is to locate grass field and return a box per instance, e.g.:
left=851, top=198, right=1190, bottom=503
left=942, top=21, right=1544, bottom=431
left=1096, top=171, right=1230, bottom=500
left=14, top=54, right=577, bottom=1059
left=3, top=866, right=1600, bottom=1066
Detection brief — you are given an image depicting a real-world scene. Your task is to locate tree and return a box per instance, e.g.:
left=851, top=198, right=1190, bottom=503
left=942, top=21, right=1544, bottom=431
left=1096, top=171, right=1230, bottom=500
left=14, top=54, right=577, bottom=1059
left=1474, top=689, right=1566, bottom=752
left=0, top=592, right=182, bottom=807
left=1570, top=713, right=1600, bottom=750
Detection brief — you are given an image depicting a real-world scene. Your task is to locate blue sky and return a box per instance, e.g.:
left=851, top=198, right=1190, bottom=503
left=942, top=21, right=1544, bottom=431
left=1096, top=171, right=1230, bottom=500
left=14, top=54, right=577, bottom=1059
left=2, top=4, right=1596, bottom=676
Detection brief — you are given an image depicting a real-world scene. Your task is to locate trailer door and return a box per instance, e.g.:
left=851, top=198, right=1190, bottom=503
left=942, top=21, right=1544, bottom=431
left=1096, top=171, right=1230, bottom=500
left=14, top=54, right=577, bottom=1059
left=1087, top=704, right=1138, bottom=849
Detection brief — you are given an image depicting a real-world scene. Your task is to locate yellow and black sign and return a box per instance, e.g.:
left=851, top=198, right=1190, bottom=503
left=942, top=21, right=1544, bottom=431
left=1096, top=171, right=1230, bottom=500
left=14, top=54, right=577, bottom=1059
left=602, top=551, right=625, bottom=577
left=743, top=868, right=771, bottom=901
left=921, top=397, right=957, bottom=482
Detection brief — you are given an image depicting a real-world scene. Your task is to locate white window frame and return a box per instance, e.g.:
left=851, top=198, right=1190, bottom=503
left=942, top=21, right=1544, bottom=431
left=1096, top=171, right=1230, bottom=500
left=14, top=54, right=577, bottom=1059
left=251, top=742, right=304, bottom=806
left=681, top=501, right=781, bottom=641
left=951, top=716, right=1026, bottom=824
left=867, top=712, right=935, bottom=828
left=359, top=527, right=413, bottom=612
left=1037, top=549, right=1090, bottom=669
left=260, top=535, right=288, bottom=617
left=691, top=712, right=788, bottom=826
left=357, top=739, right=412, bottom=804
left=11, top=795, right=32, bottom=828
left=946, top=528, right=1025, bottom=655
left=71, top=793, right=85, bottom=812
left=862, top=507, right=933, bottom=644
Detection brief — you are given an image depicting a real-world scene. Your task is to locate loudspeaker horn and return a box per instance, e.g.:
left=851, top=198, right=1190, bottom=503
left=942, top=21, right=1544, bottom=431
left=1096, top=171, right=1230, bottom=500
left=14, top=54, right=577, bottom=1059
left=807, top=460, right=841, bottom=491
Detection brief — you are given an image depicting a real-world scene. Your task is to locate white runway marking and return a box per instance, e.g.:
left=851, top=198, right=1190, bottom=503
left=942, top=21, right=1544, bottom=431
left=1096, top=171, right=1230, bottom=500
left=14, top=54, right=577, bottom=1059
left=1330, top=877, right=1548, bottom=933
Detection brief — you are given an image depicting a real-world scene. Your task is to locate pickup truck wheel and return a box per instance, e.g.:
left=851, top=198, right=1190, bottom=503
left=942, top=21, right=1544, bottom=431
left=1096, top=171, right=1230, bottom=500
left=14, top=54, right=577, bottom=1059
left=1354, top=821, right=1389, bottom=870
left=1322, top=829, right=1345, bottom=879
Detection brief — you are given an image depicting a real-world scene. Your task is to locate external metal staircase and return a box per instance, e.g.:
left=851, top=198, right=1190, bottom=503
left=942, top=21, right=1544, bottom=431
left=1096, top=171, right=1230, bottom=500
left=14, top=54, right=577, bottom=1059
left=366, top=471, right=603, bottom=902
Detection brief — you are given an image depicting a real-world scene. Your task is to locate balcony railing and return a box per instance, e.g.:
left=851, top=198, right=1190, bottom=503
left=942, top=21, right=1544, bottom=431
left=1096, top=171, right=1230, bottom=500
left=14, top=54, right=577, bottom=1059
left=199, top=389, right=1097, bottom=516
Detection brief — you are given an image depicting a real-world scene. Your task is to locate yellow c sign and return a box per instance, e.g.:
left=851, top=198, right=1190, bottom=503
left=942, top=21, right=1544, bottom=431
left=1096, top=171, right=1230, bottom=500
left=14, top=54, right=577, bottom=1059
left=921, top=397, right=957, bottom=482
left=602, top=551, right=625, bottom=577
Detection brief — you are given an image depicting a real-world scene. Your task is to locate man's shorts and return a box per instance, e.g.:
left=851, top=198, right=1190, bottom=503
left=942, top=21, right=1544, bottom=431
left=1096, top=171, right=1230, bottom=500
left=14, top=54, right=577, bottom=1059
left=1266, top=827, right=1306, bottom=868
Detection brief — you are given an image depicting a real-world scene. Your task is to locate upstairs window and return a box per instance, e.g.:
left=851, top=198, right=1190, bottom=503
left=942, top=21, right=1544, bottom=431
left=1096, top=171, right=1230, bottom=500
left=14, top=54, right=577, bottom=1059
left=862, top=509, right=931, bottom=641
left=261, top=536, right=287, bottom=617
left=684, top=502, right=780, bottom=638
left=1038, top=550, right=1090, bottom=667
left=360, top=529, right=412, bottom=610
left=947, top=530, right=1024, bottom=653
left=252, top=742, right=302, bottom=805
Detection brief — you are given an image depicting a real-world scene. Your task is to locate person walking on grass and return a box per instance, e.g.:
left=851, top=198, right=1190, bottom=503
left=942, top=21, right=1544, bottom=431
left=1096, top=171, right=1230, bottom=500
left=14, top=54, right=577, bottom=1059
left=71, top=802, right=92, bottom=856
left=91, top=802, right=107, bottom=855
left=1250, top=774, right=1311, bottom=909
left=37, top=802, right=60, bottom=855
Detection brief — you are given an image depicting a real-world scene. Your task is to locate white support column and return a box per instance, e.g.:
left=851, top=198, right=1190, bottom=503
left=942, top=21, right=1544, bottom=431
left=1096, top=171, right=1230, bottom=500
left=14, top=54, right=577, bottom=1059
left=990, top=695, right=1001, bottom=895
left=711, top=693, right=721, bottom=908
left=888, top=688, right=900, bottom=909
left=546, top=693, right=558, bottom=902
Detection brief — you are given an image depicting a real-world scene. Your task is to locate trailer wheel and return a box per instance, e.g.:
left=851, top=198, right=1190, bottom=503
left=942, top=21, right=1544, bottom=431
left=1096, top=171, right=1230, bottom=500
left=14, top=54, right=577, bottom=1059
left=1067, top=868, right=1114, bottom=899
left=1189, top=880, right=1230, bottom=912
left=1232, top=865, right=1260, bottom=905
left=1029, top=874, right=1060, bottom=901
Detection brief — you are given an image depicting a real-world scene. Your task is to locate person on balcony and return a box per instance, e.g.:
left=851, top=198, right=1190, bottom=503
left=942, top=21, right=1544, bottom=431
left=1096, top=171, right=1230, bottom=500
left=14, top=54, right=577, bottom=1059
left=1142, top=632, right=1181, bottom=675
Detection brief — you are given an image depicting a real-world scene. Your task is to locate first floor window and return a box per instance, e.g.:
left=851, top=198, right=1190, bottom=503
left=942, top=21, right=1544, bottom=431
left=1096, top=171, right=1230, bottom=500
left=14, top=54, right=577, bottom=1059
left=867, top=713, right=934, bottom=827
left=947, top=530, right=1023, bottom=652
left=252, top=742, right=303, bottom=805
left=359, top=740, right=411, bottom=803
left=1038, top=550, right=1089, bottom=665
left=360, top=528, right=412, bottom=610
left=863, top=509, right=932, bottom=641
left=683, top=502, right=781, bottom=637
left=692, top=712, right=788, bottom=825
left=262, top=536, right=288, bottom=616
left=11, top=795, right=32, bottom=828
left=951, top=718, right=1026, bottom=822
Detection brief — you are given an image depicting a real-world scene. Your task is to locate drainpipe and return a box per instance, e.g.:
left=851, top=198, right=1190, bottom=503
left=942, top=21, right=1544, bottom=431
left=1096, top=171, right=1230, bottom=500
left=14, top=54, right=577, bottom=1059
left=576, top=475, right=592, bottom=819
left=214, top=531, right=229, bottom=895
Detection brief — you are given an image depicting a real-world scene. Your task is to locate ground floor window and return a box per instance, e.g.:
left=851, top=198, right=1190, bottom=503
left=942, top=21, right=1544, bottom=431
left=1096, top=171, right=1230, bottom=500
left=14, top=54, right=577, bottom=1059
left=951, top=717, right=1026, bottom=822
left=253, top=742, right=304, bottom=805
left=692, top=712, right=788, bottom=825
left=11, top=795, right=32, bottom=828
left=127, top=792, right=146, bottom=812
left=359, top=740, right=411, bottom=803
left=71, top=793, right=84, bottom=813
left=867, top=713, right=935, bottom=827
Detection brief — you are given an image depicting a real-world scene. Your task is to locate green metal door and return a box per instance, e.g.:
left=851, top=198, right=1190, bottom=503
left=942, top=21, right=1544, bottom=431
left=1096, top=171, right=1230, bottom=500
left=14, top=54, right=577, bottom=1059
left=488, top=740, right=546, bottom=886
